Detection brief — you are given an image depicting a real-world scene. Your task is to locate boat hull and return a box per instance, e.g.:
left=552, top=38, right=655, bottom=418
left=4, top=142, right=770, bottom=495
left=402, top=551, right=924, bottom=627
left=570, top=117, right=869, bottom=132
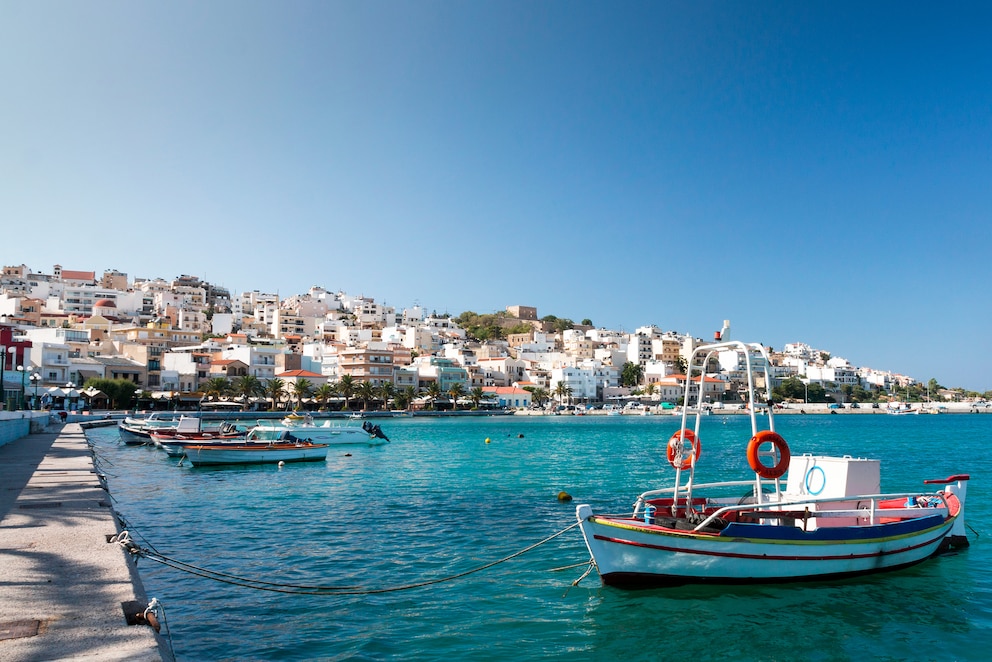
left=156, top=435, right=247, bottom=457
left=577, top=508, right=956, bottom=588
left=118, top=423, right=151, bottom=444
left=184, top=443, right=329, bottom=466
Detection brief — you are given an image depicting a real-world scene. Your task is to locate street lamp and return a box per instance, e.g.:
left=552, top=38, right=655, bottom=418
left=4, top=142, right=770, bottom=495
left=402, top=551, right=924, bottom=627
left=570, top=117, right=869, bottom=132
left=16, top=365, right=26, bottom=410
left=30, top=373, right=41, bottom=409
left=0, top=346, right=6, bottom=407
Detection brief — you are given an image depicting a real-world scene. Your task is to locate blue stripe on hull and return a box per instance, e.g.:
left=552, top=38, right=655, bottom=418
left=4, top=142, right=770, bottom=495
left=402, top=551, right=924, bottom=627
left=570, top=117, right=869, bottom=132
left=720, top=513, right=946, bottom=541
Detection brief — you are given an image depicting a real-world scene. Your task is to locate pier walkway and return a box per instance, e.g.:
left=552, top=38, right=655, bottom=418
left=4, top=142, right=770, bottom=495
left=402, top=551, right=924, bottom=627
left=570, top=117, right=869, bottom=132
left=0, top=419, right=168, bottom=661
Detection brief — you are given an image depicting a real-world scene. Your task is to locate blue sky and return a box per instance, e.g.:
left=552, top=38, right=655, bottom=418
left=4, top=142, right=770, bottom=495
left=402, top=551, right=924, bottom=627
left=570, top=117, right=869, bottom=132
left=2, top=1, right=990, bottom=390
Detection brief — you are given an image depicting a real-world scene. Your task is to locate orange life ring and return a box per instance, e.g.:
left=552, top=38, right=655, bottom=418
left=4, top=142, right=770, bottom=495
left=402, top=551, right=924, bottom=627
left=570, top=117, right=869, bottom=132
left=747, top=430, right=791, bottom=479
left=667, top=429, right=701, bottom=470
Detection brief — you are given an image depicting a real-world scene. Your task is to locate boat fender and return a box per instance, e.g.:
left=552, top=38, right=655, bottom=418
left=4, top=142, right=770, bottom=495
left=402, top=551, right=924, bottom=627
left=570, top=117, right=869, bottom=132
left=667, top=429, right=701, bottom=470
left=747, top=431, right=791, bottom=479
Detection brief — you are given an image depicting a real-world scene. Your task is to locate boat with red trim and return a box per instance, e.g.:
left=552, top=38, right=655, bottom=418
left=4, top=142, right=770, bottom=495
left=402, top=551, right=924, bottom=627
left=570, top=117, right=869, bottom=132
left=575, top=338, right=970, bottom=589
left=148, top=417, right=248, bottom=457
left=181, top=440, right=330, bottom=466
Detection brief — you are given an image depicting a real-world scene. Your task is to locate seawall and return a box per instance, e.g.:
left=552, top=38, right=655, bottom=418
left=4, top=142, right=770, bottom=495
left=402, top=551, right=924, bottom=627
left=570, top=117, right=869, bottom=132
left=0, top=418, right=170, bottom=660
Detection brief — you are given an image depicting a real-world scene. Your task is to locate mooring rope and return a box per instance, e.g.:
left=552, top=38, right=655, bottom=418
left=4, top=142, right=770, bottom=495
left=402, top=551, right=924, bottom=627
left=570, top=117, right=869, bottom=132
left=113, top=520, right=583, bottom=596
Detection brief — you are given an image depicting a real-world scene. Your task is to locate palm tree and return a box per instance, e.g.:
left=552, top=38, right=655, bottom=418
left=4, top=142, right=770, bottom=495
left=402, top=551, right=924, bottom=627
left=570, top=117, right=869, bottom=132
left=356, top=380, right=377, bottom=411
left=531, top=387, right=550, bottom=409
left=201, top=377, right=230, bottom=403
left=554, top=381, right=573, bottom=407
left=264, top=378, right=286, bottom=412
left=378, top=382, right=396, bottom=410
left=469, top=386, right=485, bottom=410
left=425, top=382, right=443, bottom=410
left=337, top=375, right=356, bottom=411
left=290, top=378, right=313, bottom=411
left=448, top=383, right=466, bottom=411
left=313, top=383, right=336, bottom=411
left=232, top=375, right=263, bottom=411
left=395, top=385, right=420, bottom=412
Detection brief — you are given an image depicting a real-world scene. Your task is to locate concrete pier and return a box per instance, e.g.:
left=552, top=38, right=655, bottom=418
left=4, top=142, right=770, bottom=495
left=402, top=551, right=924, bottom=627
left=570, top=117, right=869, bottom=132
left=0, top=420, right=169, bottom=661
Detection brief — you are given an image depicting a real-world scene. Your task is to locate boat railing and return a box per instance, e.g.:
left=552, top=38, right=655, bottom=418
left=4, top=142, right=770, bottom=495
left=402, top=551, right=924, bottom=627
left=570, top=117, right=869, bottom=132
left=635, top=484, right=951, bottom=530
left=693, top=491, right=951, bottom=532
left=634, top=480, right=757, bottom=512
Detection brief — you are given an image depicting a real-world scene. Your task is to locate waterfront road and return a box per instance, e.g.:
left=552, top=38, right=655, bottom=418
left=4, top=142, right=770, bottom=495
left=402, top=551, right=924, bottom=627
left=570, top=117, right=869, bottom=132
left=0, top=422, right=168, bottom=661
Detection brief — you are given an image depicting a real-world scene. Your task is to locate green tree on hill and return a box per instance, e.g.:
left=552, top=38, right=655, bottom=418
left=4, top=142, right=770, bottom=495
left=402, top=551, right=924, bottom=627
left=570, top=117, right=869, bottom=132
left=621, top=362, right=643, bottom=387
left=541, top=315, right=574, bottom=333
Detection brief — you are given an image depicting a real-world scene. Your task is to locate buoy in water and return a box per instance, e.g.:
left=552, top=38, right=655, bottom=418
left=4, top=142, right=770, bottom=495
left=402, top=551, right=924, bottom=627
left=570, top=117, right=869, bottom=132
left=485, top=437, right=491, bottom=444
left=558, top=491, right=573, bottom=502
left=518, top=433, right=525, bottom=438
left=278, top=461, right=285, bottom=467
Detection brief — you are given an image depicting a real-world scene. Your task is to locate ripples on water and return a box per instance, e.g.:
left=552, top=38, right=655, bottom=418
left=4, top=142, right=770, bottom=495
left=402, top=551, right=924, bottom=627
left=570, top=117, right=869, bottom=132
left=89, top=414, right=992, bottom=661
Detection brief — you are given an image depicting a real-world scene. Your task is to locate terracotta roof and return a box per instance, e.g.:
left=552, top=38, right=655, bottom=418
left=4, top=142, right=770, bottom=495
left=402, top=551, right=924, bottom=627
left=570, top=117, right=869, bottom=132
left=61, top=270, right=96, bottom=281
left=276, top=369, right=324, bottom=378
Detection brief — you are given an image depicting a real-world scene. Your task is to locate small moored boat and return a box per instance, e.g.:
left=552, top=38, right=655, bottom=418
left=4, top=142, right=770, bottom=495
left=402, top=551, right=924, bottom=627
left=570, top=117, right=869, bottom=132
left=245, top=414, right=389, bottom=445
left=182, top=441, right=330, bottom=466
left=576, top=339, right=970, bottom=589
left=149, top=417, right=248, bottom=457
left=118, top=412, right=185, bottom=445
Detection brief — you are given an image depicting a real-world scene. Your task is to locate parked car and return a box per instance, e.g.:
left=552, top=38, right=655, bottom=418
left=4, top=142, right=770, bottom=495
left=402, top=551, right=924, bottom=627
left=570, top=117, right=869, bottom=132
left=828, top=403, right=843, bottom=409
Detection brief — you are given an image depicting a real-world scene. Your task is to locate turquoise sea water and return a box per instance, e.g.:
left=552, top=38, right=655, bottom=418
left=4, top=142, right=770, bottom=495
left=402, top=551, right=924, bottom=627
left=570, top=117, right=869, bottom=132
left=87, top=414, right=992, bottom=661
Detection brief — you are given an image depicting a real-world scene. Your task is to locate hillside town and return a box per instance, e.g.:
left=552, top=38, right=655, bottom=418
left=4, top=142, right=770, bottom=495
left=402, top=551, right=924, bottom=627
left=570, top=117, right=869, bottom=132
left=0, top=264, right=980, bottom=413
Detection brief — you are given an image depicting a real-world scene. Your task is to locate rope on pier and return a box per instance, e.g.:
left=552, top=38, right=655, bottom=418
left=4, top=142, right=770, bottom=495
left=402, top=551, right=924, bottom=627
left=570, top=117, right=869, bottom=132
left=112, top=517, right=583, bottom=596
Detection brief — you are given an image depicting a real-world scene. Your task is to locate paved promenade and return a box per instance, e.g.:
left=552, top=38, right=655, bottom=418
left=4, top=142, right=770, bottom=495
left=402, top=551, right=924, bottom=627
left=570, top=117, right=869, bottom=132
left=0, top=421, right=168, bottom=661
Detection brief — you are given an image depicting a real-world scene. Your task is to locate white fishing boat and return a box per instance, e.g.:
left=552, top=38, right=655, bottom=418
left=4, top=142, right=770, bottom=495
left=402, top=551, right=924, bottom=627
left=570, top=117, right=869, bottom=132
left=118, top=412, right=184, bottom=445
left=245, top=414, right=389, bottom=445
left=887, top=403, right=920, bottom=415
left=575, top=339, right=970, bottom=589
left=182, top=441, right=329, bottom=466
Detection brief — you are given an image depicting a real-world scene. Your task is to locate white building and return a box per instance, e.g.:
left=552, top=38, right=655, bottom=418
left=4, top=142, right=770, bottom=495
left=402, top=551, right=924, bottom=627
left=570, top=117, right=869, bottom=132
left=550, top=366, right=599, bottom=401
